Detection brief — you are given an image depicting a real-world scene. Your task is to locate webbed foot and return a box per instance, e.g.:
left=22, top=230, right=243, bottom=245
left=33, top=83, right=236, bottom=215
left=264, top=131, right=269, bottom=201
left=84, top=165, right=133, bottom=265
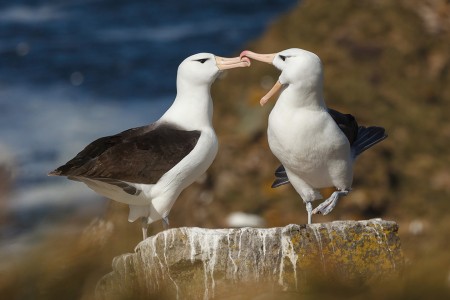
left=312, top=190, right=349, bottom=215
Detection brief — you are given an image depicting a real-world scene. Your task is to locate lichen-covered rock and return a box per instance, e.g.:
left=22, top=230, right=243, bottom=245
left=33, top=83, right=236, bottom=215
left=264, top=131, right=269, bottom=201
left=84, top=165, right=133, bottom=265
left=96, top=219, right=403, bottom=299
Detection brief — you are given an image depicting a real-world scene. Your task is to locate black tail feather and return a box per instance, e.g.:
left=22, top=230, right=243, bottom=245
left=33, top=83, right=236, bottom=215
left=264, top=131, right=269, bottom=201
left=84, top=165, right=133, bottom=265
left=271, top=177, right=290, bottom=188
left=272, top=164, right=290, bottom=188
left=352, top=126, right=387, bottom=157
left=274, top=164, right=287, bottom=177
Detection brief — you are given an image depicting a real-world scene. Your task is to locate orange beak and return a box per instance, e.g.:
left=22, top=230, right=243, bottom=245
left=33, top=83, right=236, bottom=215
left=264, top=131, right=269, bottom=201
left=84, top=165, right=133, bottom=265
left=240, top=50, right=276, bottom=64
left=215, top=56, right=251, bottom=70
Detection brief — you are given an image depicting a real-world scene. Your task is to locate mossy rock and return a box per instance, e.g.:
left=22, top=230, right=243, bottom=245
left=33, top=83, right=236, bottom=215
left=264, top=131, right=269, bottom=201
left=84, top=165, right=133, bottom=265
left=97, top=219, right=404, bottom=299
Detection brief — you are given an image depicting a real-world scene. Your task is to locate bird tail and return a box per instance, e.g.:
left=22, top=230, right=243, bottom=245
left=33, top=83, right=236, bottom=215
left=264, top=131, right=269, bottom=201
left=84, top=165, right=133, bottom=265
left=352, top=126, right=387, bottom=157
left=271, top=164, right=290, bottom=188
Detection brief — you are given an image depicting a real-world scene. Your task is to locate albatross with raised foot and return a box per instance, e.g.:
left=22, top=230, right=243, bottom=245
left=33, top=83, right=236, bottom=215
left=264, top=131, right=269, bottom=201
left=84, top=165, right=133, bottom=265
left=49, top=53, right=250, bottom=239
left=241, top=48, right=387, bottom=224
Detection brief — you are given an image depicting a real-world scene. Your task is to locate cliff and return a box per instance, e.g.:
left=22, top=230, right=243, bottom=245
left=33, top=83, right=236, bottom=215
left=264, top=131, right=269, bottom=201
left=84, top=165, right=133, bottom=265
left=97, top=219, right=403, bottom=299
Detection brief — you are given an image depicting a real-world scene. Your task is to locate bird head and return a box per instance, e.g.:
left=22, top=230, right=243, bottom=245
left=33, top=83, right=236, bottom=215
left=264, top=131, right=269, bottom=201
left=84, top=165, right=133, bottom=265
left=240, top=48, right=323, bottom=106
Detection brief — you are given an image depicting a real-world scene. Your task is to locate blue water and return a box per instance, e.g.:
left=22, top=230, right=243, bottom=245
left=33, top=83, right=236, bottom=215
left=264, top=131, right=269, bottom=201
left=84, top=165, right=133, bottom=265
left=0, top=0, right=296, bottom=236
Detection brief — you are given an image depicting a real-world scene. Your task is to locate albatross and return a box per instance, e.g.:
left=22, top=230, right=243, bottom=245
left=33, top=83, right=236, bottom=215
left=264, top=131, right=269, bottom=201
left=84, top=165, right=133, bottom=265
left=49, top=53, right=250, bottom=239
left=241, top=48, right=387, bottom=224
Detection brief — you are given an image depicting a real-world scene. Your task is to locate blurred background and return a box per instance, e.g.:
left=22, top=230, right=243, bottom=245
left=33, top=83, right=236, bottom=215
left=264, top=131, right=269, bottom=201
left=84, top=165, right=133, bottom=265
left=1, top=0, right=449, bottom=299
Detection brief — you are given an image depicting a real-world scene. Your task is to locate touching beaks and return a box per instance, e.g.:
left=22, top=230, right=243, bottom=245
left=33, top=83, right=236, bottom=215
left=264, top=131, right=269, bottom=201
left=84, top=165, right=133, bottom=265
left=240, top=50, right=282, bottom=106
left=215, top=56, right=251, bottom=70
left=240, top=50, right=276, bottom=64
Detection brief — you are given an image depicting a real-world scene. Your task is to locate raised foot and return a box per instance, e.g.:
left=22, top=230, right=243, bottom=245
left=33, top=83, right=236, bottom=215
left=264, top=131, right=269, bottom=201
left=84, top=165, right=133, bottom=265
left=312, top=190, right=349, bottom=215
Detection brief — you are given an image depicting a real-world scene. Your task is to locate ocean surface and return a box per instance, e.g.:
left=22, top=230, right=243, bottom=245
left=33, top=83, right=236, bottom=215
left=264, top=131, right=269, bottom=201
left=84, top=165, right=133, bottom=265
left=0, top=0, right=296, bottom=238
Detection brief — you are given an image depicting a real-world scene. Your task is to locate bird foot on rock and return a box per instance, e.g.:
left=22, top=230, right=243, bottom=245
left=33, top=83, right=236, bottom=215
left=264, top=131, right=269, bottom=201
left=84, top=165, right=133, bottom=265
left=141, top=217, right=149, bottom=240
left=312, top=190, right=349, bottom=215
left=306, top=202, right=313, bottom=224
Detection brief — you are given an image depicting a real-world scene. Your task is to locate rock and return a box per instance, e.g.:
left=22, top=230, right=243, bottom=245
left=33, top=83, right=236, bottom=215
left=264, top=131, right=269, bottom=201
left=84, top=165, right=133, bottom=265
left=96, top=219, right=404, bottom=299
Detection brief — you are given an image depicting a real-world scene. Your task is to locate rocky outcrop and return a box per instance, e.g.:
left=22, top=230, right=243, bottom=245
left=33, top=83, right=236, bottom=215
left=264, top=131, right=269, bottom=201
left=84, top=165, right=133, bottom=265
left=97, top=219, right=404, bottom=299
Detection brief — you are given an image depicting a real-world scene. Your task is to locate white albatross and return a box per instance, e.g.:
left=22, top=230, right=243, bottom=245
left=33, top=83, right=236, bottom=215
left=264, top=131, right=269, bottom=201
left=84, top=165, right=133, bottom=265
left=49, top=53, right=250, bottom=239
left=241, top=48, right=387, bottom=224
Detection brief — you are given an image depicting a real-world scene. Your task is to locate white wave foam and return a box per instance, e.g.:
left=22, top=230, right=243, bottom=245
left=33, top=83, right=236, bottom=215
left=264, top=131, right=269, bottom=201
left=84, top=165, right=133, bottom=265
left=9, top=180, right=102, bottom=210
left=96, top=16, right=266, bottom=43
left=0, top=5, right=66, bottom=23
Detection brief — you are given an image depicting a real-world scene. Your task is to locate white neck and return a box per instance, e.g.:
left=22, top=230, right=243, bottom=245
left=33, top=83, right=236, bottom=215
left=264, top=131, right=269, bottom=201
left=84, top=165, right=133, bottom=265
left=160, top=77, right=213, bottom=130
left=278, top=81, right=326, bottom=110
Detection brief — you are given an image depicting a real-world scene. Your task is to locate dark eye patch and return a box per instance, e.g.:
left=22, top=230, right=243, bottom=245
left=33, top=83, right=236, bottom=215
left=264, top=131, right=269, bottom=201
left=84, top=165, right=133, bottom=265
left=196, top=58, right=209, bottom=64
left=279, top=55, right=287, bottom=62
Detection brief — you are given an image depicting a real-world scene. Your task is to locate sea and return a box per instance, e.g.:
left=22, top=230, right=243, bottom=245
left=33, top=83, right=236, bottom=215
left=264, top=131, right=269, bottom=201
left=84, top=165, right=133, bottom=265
left=0, top=0, right=296, bottom=239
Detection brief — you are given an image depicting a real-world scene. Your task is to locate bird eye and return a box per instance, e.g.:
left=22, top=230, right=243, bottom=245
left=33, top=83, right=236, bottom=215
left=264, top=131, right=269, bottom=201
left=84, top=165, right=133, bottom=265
left=279, top=55, right=287, bottom=62
left=197, top=58, right=209, bottom=64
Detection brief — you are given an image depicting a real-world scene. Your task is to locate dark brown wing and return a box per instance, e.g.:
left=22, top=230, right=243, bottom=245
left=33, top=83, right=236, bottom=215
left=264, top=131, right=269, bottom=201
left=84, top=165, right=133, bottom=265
left=49, top=123, right=201, bottom=184
left=327, top=108, right=359, bottom=145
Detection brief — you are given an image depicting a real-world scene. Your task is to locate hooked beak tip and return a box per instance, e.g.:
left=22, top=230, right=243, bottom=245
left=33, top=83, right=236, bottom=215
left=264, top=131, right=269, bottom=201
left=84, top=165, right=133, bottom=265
left=241, top=56, right=251, bottom=66
left=260, top=97, right=269, bottom=106
left=239, top=51, right=275, bottom=65
left=240, top=50, right=249, bottom=59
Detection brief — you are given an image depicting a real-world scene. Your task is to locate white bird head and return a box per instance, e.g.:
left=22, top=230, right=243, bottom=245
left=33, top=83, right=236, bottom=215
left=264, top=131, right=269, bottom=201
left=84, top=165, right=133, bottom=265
left=241, top=48, right=323, bottom=106
left=177, top=53, right=251, bottom=87
left=163, top=52, right=250, bottom=129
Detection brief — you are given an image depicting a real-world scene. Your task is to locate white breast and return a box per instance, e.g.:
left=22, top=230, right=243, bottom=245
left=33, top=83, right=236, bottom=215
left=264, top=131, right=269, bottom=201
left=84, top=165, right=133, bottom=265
left=267, top=102, right=352, bottom=188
